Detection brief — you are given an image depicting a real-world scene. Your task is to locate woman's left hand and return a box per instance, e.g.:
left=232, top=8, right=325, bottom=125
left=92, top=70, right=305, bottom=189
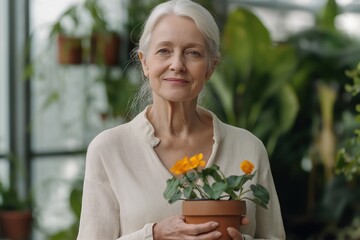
left=227, top=216, right=250, bottom=240
left=227, top=227, right=243, bottom=240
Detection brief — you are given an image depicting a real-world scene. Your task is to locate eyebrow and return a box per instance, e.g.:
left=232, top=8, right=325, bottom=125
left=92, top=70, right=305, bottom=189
left=154, top=41, right=205, bottom=49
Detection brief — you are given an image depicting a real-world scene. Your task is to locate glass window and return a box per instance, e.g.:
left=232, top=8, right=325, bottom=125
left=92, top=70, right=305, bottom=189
left=29, top=1, right=124, bottom=239
left=0, top=159, right=10, bottom=187
left=30, top=0, right=124, bottom=152
left=31, top=156, right=84, bottom=239
left=0, top=0, right=9, bottom=154
left=30, top=0, right=92, bottom=152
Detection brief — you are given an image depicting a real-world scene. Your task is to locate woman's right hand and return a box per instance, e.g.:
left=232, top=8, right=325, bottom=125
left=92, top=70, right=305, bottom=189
left=153, top=215, right=222, bottom=240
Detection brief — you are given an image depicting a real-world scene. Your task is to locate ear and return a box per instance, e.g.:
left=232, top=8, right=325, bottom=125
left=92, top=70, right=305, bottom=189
left=138, top=51, right=149, bottom=77
left=205, top=59, right=218, bottom=81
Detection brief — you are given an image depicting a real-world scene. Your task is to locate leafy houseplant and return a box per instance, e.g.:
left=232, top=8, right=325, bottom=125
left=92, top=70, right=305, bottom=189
left=163, top=153, right=270, bottom=240
left=49, top=0, right=121, bottom=66
left=164, top=153, right=270, bottom=208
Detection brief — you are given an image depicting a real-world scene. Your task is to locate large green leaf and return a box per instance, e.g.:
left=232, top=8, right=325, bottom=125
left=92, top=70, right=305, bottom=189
left=222, top=8, right=271, bottom=80
left=207, top=7, right=299, bottom=154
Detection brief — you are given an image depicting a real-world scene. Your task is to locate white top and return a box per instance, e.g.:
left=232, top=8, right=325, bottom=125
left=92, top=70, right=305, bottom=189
left=77, top=107, right=286, bottom=240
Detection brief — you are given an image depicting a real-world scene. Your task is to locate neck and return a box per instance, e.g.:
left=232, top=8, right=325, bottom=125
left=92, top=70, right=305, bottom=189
left=147, top=100, right=200, bottom=137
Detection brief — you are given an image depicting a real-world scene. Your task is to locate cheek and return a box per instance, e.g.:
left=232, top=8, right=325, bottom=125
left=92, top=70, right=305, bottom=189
left=147, top=60, right=167, bottom=77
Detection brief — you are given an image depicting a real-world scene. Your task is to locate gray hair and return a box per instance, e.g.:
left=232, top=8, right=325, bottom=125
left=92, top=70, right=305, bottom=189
left=128, top=0, right=220, bottom=117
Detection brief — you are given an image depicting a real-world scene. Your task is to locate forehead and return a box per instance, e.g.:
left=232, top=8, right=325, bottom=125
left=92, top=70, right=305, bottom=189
left=150, top=15, right=206, bottom=47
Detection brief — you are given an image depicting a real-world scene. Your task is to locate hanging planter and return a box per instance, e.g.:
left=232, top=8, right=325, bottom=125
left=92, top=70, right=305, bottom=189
left=90, top=32, right=121, bottom=66
left=183, top=200, right=246, bottom=240
left=57, top=34, right=83, bottom=65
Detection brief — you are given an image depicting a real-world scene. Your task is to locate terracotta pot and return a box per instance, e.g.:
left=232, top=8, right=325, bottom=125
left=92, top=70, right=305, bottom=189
left=57, top=34, right=83, bottom=64
left=90, top=33, right=121, bottom=66
left=182, top=200, right=246, bottom=240
left=0, top=210, right=32, bottom=240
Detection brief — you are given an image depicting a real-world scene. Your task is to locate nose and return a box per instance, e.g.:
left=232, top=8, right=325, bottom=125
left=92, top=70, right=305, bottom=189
left=169, top=53, right=185, bottom=73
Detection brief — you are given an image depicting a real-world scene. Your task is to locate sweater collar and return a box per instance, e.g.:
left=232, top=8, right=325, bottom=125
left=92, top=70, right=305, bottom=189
left=132, top=106, right=225, bottom=162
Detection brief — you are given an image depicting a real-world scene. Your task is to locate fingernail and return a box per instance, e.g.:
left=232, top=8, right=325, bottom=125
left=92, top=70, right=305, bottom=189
left=211, top=222, right=219, bottom=228
left=214, top=231, right=221, bottom=238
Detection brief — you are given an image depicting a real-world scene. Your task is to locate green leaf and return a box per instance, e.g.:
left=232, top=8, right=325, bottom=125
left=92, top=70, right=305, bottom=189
left=225, top=189, right=239, bottom=200
left=212, top=182, right=227, bottom=199
left=251, top=184, right=270, bottom=205
left=183, top=185, right=194, bottom=199
left=207, top=166, right=222, bottom=182
left=186, top=171, right=197, bottom=182
left=226, top=175, right=242, bottom=189
left=42, top=91, right=60, bottom=110
left=163, top=178, right=180, bottom=200
left=208, top=71, right=236, bottom=125
left=203, top=183, right=215, bottom=199
left=168, top=190, right=182, bottom=204
left=248, top=198, right=268, bottom=210
left=69, top=186, right=82, bottom=219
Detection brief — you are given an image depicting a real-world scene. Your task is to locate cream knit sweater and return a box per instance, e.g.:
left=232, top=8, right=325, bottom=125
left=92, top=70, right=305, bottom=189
left=77, top=107, right=286, bottom=240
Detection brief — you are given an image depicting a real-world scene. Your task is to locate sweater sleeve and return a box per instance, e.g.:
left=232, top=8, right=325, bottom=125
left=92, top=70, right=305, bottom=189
left=77, top=140, right=121, bottom=240
left=77, top=139, right=156, bottom=240
left=116, top=223, right=155, bottom=240
left=254, top=142, right=286, bottom=240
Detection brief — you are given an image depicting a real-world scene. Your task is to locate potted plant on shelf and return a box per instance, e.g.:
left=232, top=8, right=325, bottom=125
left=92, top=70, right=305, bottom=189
left=85, top=0, right=121, bottom=66
left=49, top=3, right=84, bottom=65
left=164, top=153, right=270, bottom=240
left=49, top=0, right=122, bottom=66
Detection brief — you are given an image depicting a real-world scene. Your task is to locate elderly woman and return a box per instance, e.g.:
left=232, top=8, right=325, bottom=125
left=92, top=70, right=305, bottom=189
left=77, top=0, right=285, bottom=239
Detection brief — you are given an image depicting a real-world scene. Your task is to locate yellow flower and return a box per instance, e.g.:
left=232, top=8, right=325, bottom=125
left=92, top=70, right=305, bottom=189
left=189, top=153, right=206, bottom=169
left=240, top=160, right=254, bottom=174
left=170, top=153, right=206, bottom=175
left=170, top=156, right=191, bottom=175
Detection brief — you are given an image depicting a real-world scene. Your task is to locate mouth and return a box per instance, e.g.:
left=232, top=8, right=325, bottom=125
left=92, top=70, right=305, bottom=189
left=163, top=78, right=189, bottom=84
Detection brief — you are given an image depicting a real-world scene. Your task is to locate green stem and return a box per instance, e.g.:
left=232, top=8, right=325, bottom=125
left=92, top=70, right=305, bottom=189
left=238, top=189, right=251, bottom=199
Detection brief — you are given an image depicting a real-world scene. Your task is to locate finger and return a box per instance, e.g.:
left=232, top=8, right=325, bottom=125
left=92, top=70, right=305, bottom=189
left=188, top=230, right=222, bottom=240
left=182, top=221, right=219, bottom=236
left=241, top=216, right=250, bottom=225
left=227, top=227, right=242, bottom=240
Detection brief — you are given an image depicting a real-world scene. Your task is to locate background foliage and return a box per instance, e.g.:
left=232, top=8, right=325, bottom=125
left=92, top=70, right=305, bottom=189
left=25, top=0, right=360, bottom=239
left=204, top=0, right=360, bottom=239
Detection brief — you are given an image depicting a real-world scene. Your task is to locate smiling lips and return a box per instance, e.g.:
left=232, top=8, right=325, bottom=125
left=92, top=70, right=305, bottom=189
left=164, top=78, right=189, bottom=84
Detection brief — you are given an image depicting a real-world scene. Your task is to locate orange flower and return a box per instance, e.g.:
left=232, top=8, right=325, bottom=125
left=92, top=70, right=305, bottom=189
left=170, top=153, right=206, bottom=175
left=189, top=153, right=206, bottom=169
left=170, top=156, right=191, bottom=175
left=240, top=160, right=254, bottom=174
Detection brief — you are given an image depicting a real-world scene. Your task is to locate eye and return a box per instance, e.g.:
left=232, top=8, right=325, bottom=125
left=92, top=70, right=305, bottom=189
left=156, top=48, right=171, bottom=55
left=186, top=49, right=202, bottom=57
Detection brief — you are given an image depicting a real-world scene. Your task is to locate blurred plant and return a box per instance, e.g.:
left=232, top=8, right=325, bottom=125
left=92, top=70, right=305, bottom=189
left=336, top=63, right=360, bottom=180
left=206, top=7, right=299, bottom=155
left=47, top=179, right=83, bottom=240
left=207, top=0, right=360, bottom=239
left=0, top=154, right=32, bottom=211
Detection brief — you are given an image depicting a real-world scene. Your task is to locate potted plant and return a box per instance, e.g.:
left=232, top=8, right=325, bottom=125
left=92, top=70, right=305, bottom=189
left=163, top=153, right=270, bottom=240
left=49, top=4, right=84, bottom=65
left=85, top=0, right=121, bottom=66
left=0, top=182, right=32, bottom=240
left=49, top=0, right=122, bottom=66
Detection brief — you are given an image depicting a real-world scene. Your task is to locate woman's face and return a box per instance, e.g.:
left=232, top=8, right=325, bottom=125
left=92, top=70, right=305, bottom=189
left=139, top=15, right=215, bottom=103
